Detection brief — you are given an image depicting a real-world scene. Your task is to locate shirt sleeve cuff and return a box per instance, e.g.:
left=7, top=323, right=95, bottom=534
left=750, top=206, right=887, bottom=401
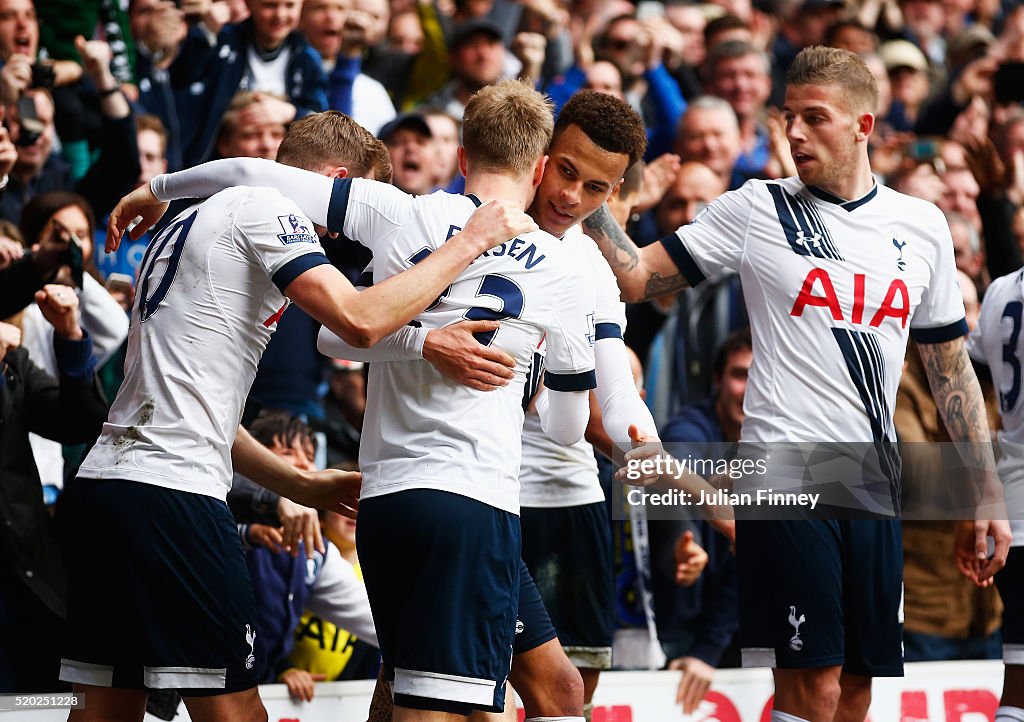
left=272, top=252, right=332, bottom=292
left=910, top=318, right=969, bottom=344
left=544, top=369, right=597, bottom=392
left=659, top=233, right=707, bottom=287
left=595, top=322, right=622, bottom=341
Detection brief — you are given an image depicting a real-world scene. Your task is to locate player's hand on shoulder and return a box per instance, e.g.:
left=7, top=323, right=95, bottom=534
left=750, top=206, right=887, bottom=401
left=673, top=530, right=708, bottom=586
left=35, top=284, right=83, bottom=340
left=107, top=183, right=169, bottom=252
left=423, top=320, right=515, bottom=391
left=459, top=199, right=539, bottom=253
left=277, top=496, right=324, bottom=559
left=295, top=467, right=361, bottom=520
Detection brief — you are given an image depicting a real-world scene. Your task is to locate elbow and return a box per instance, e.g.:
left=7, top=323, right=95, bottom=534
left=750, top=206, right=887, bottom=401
left=545, top=419, right=587, bottom=446
left=620, top=285, right=647, bottom=304
left=339, top=322, right=375, bottom=349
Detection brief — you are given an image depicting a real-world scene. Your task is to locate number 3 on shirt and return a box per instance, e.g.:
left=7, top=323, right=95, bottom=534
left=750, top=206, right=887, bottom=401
left=406, top=247, right=526, bottom=346
left=136, top=210, right=198, bottom=322
left=1002, top=300, right=1023, bottom=412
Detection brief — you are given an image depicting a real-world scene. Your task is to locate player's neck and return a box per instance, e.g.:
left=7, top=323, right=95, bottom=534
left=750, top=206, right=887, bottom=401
left=811, top=165, right=874, bottom=203
left=464, top=172, right=532, bottom=211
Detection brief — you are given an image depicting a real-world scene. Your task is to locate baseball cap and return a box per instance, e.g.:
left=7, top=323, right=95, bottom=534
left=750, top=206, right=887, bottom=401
left=378, top=113, right=432, bottom=143
left=879, top=39, right=929, bottom=73
left=451, top=18, right=504, bottom=49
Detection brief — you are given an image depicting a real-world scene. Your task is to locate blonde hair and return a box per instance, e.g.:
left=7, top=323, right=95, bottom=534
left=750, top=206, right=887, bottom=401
left=786, top=46, right=880, bottom=115
left=276, top=111, right=374, bottom=176
left=362, top=130, right=393, bottom=183
left=462, top=79, right=554, bottom=176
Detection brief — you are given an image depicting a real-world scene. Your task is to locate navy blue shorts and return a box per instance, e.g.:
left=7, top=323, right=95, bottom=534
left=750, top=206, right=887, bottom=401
left=997, top=546, right=1024, bottom=665
left=521, top=502, right=614, bottom=669
left=514, top=559, right=558, bottom=655
left=737, top=519, right=903, bottom=677
left=59, top=478, right=259, bottom=695
left=357, top=489, right=519, bottom=715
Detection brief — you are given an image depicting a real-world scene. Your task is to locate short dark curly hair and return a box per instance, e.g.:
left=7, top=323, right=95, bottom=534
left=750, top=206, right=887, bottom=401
left=553, top=90, right=648, bottom=168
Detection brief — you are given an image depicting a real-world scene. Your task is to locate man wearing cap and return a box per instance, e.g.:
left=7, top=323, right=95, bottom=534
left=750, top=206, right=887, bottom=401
left=879, top=39, right=931, bottom=131
left=425, top=18, right=506, bottom=119
left=378, top=113, right=436, bottom=196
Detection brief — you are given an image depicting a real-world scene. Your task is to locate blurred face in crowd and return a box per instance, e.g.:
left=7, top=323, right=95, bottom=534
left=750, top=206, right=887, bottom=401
left=425, top=113, right=459, bottom=188
left=137, top=128, right=168, bottom=188
left=584, top=61, right=623, bottom=99
left=958, top=270, right=979, bottom=330
left=900, top=0, right=945, bottom=40
left=389, top=11, right=423, bottom=54
left=268, top=434, right=317, bottom=471
left=10, top=90, right=54, bottom=177
left=356, top=0, right=390, bottom=46
left=889, top=66, right=930, bottom=109
left=714, top=345, right=751, bottom=440
left=46, top=204, right=94, bottom=268
left=708, top=52, right=771, bottom=121
left=797, top=6, right=842, bottom=47
left=861, top=54, right=891, bottom=118
left=451, top=33, right=504, bottom=91
left=601, top=18, right=646, bottom=82
left=218, top=118, right=286, bottom=159
left=784, top=83, right=868, bottom=196
left=1002, top=118, right=1024, bottom=160
left=1014, top=207, right=1024, bottom=257
left=247, top=0, right=302, bottom=49
left=301, top=0, right=348, bottom=59
left=829, top=24, right=876, bottom=54
left=665, top=4, right=706, bottom=66
left=323, top=509, right=357, bottom=553
left=939, top=168, right=981, bottom=227
left=894, top=162, right=944, bottom=204
left=530, top=124, right=629, bottom=238
left=675, top=106, right=741, bottom=181
left=0, top=0, right=37, bottom=61
left=655, top=162, right=725, bottom=234
left=950, top=217, right=982, bottom=278
left=386, top=127, right=435, bottom=195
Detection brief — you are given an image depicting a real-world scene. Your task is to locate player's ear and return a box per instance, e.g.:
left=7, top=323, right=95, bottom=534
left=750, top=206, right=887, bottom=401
left=856, top=112, right=875, bottom=142
left=326, top=166, right=349, bottom=179
left=457, top=146, right=468, bottom=178
left=532, top=154, right=548, bottom=189
left=608, top=178, right=624, bottom=200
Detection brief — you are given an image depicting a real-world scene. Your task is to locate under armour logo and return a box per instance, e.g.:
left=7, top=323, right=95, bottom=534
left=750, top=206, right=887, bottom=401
left=788, top=605, right=806, bottom=652
left=794, top=230, right=823, bottom=254
left=893, top=237, right=907, bottom=271
left=245, top=624, right=257, bottom=670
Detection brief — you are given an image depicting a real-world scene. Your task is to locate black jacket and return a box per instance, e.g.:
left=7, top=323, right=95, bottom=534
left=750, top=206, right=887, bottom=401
left=0, top=335, right=107, bottom=617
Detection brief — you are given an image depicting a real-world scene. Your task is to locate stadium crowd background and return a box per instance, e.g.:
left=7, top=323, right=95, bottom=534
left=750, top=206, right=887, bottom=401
left=0, top=0, right=1021, bottom=709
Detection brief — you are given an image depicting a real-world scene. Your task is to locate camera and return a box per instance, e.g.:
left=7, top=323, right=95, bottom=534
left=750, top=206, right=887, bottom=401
left=12, top=95, right=43, bottom=147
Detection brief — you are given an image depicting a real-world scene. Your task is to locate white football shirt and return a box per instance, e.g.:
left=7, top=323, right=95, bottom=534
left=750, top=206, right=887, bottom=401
left=329, top=179, right=597, bottom=514
left=662, top=177, right=967, bottom=447
left=967, top=267, right=1024, bottom=545
left=79, top=187, right=330, bottom=500
left=519, top=224, right=627, bottom=508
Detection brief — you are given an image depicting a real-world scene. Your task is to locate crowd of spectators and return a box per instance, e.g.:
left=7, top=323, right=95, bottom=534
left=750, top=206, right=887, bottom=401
left=2, top=0, right=1024, bottom=705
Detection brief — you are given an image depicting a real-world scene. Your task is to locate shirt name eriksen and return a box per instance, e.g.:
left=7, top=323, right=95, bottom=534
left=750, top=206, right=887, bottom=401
left=627, top=488, right=821, bottom=510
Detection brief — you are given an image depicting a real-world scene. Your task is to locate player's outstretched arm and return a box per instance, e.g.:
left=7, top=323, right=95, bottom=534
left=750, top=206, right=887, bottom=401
left=288, top=201, right=538, bottom=348
left=582, top=203, right=690, bottom=303
left=535, top=387, right=591, bottom=446
left=231, top=425, right=360, bottom=523
left=919, top=336, right=1013, bottom=584
left=317, top=320, right=516, bottom=391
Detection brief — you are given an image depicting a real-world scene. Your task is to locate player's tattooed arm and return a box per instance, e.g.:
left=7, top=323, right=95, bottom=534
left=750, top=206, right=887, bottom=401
left=919, top=337, right=991, bottom=446
left=919, top=336, right=1012, bottom=583
left=582, top=203, right=690, bottom=303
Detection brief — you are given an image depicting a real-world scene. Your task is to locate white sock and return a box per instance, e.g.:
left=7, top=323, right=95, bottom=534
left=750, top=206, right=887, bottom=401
left=997, top=707, right=1024, bottom=722
left=771, top=713, right=811, bottom=722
